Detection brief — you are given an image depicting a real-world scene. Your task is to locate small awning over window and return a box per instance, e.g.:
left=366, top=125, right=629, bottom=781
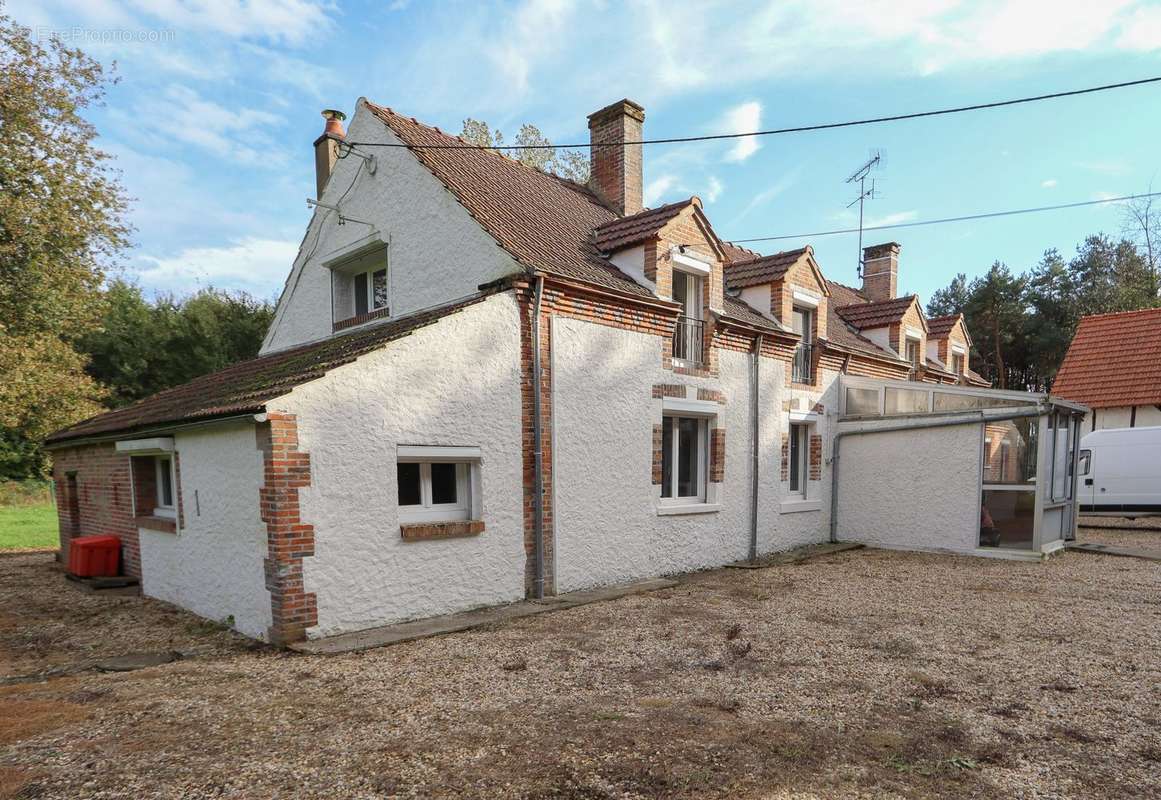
left=114, top=437, right=175, bottom=455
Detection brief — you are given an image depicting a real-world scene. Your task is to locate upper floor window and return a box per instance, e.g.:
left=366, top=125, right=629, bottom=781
left=905, top=337, right=922, bottom=368
left=792, top=306, right=814, bottom=383
left=672, top=269, right=705, bottom=364
left=329, top=243, right=389, bottom=328
left=354, top=267, right=388, bottom=317
left=951, top=351, right=964, bottom=375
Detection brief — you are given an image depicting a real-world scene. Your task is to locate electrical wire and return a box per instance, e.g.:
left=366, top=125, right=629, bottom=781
left=725, top=191, right=1161, bottom=244
left=345, top=76, right=1161, bottom=151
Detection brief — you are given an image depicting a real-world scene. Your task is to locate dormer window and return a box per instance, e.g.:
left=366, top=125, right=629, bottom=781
left=905, top=337, right=922, bottom=368
left=951, top=352, right=964, bottom=375
left=670, top=251, right=709, bottom=365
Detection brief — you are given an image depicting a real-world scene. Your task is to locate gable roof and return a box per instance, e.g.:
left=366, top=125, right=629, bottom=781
left=835, top=294, right=922, bottom=330
left=47, top=293, right=497, bottom=445
left=926, top=314, right=960, bottom=337
left=593, top=199, right=692, bottom=251
left=365, top=101, right=653, bottom=299
left=1051, top=307, right=1161, bottom=409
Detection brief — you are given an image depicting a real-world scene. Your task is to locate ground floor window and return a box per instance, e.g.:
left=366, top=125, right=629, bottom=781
left=397, top=461, right=472, bottom=523
left=661, top=415, right=707, bottom=502
left=788, top=423, right=809, bottom=496
left=154, top=456, right=175, bottom=518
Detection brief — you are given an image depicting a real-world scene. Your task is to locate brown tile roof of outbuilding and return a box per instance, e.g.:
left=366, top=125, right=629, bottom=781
left=593, top=200, right=693, bottom=251
left=834, top=294, right=920, bottom=329
left=723, top=247, right=811, bottom=290
left=1050, top=307, right=1161, bottom=409
left=926, top=313, right=962, bottom=338
left=46, top=293, right=497, bottom=445
left=366, top=101, right=655, bottom=299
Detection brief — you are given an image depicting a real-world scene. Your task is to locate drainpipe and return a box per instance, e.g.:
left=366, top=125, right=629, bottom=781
left=531, top=275, right=547, bottom=600
left=748, top=334, right=763, bottom=563
left=828, top=405, right=1047, bottom=544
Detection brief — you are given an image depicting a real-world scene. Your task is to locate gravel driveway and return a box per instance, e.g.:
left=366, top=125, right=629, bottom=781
left=1, top=540, right=1158, bottom=799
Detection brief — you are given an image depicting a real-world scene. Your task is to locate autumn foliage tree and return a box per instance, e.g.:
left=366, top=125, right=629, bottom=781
left=0, top=15, right=130, bottom=477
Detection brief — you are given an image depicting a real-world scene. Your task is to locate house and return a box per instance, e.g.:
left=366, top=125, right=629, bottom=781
left=1051, top=307, right=1161, bottom=431
left=46, top=98, right=1085, bottom=644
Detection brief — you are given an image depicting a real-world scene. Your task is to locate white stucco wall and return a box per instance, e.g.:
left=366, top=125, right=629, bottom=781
left=550, top=316, right=836, bottom=593
left=138, top=423, right=272, bottom=639
left=835, top=423, right=982, bottom=553
left=261, top=101, right=522, bottom=354
left=272, top=294, right=525, bottom=637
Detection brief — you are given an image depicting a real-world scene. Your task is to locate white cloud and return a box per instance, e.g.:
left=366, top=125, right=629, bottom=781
left=719, top=101, right=763, bottom=163
left=644, top=175, right=678, bottom=207
left=1041, top=178, right=1058, bottom=188
left=865, top=210, right=919, bottom=228
left=129, top=85, right=287, bottom=166
left=1117, top=5, right=1161, bottom=50
left=705, top=176, right=724, bottom=203
left=123, top=0, right=335, bottom=45
left=135, top=237, right=300, bottom=295
left=1092, top=190, right=1121, bottom=202
left=1074, top=159, right=1131, bottom=176
left=735, top=169, right=800, bottom=222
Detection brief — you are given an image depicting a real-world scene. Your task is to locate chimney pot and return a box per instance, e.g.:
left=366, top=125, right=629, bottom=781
left=862, top=241, right=900, bottom=302
left=314, top=109, right=346, bottom=199
left=588, top=98, right=645, bottom=216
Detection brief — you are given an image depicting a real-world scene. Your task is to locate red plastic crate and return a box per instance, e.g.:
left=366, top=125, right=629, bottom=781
left=68, top=535, right=121, bottom=578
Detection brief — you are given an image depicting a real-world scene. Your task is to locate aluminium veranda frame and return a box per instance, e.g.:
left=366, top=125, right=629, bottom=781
left=838, top=376, right=1087, bottom=556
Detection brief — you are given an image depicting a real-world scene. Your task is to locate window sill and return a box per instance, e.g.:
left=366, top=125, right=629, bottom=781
left=333, top=307, right=390, bottom=332
left=657, top=503, right=721, bottom=516
left=400, top=520, right=484, bottom=541
left=135, top=515, right=177, bottom=534
left=779, top=499, right=821, bottom=514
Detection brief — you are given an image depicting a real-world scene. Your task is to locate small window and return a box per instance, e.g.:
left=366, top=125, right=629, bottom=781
left=845, top=386, right=880, bottom=416
left=951, top=352, right=964, bottom=374
left=154, top=456, right=175, bottom=518
left=354, top=267, right=388, bottom=317
left=788, top=423, right=809, bottom=496
left=660, top=415, right=707, bottom=503
left=397, top=461, right=471, bottom=523
left=884, top=387, right=930, bottom=415
left=905, top=337, right=921, bottom=367
left=1079, top=449, right=1091, bottom=476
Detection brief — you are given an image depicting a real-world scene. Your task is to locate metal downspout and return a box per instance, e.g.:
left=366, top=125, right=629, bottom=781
left=531, top=275, right=546, bottom=600
left=749, top=335, right=763, bottom=563
left=828, top=405, right=1047, bottom=544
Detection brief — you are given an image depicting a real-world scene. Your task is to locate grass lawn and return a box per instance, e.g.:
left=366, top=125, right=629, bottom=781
left=0, top=502, right=59, bottom=550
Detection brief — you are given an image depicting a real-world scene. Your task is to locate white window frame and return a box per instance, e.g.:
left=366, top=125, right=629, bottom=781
left=397, top=446, right=481, bottom=524
left=660, top=414, right=708, bottom=504
left=154, top=455, right=176, bottom=519
left=353, top=266, right=389, bottom=317
left=788, top=422, right=809, bottom=498
left=904, top=336, right=922, bottom=367
left=671, top=267, right=706, bottom=366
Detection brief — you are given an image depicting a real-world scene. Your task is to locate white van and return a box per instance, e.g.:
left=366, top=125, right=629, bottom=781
left=1078, top=426, right=1161, bottom=515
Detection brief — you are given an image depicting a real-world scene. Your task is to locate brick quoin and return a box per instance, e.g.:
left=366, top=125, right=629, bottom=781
left=709, top=428, right=726, bottom=483
left=809, top=434, right=823, bottom=481
left=780, top=437, right=790, bottom=482
left=51, top=444, right=140, bottom=577
left=256, top=413, right=317, bottom=644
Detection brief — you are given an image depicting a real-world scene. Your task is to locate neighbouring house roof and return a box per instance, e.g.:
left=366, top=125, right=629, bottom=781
left=47, top=293, right=497, bottom=445
left=1051, top=307, right=1161, bottom=409
left=720, top=295, right=784, bottom=332
left=592, top=199, right=693, bottom=251
left=834, top=294, right=922, bottom=330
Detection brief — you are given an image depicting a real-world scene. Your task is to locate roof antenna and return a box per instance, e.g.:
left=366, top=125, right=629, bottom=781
left=845, top=149, right=883, bottom=279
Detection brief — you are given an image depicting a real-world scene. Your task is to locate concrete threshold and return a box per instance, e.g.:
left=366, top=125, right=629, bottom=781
left=1065, top=542, right=1161, bottom=561
left=726, top=541, right=863, bottom=569
left=291, top=577, right=678, bottom=655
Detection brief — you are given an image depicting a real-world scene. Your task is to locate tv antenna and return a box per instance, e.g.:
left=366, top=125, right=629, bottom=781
left=846, top=150, right=882, bottom=278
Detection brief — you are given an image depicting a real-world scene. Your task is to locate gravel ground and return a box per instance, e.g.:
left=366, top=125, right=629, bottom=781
left=1, top=542, right=1159, bottom=799
left=1078, top=522, right=1161, bottom=556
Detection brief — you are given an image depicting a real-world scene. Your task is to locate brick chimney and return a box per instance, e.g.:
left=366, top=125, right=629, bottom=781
left=314, top=109, right=346, bottom=199
left=862, top=242, right=900, bottom=302
left=587, top=99, right=644, bottom=216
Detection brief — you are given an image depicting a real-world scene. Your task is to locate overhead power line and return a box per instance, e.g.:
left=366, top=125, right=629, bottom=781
left=347, top=76, right=1161, bottom=151
left=726, top=191, right=1161, bottom=244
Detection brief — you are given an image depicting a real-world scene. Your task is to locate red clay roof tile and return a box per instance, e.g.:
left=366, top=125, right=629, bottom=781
left=1051, top=307, right=1161, bottom=409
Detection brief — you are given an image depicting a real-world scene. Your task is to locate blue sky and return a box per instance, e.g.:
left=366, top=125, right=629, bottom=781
left=9, top=0, right=1161, bottom=303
